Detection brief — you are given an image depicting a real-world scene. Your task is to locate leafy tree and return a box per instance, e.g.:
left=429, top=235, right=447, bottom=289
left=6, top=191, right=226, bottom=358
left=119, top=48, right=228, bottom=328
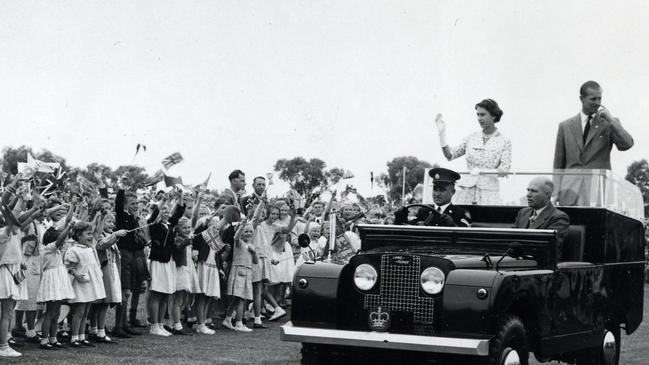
left=114, top=165, right=150, bottom=188
left=385, top=156, right=434, bottom=202
left=1, top=145, right=68, bottom=175
left=625, top=159, right=649, bottom=217
left=324, top=167, right=345, bottom=186
left=274, top=157, right=347, bottom=204
left=81, top=163, right=116, bottom=184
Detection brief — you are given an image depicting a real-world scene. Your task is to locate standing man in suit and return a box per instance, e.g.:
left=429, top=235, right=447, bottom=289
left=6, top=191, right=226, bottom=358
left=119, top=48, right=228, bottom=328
left=394, top=168, right=471, bottom=227
left=553, top=80, right=634, bottom=206
left=222, top=169, right=246, bottom=211
left=513, top=177, right=570, bottom=260
left=241, top=176, right=266, bottom=216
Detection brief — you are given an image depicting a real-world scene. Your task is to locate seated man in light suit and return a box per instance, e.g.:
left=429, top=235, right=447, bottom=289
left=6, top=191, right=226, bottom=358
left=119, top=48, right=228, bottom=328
left=513, top=177, right=570, bottom=260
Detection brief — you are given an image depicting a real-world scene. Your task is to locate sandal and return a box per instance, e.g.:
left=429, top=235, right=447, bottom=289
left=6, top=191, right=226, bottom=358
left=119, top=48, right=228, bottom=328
left=8, top=338, right=24, bottom=348
left=39, top=343, right=57, bottom=350
left=80, top=339, right=95, bottom=347
left=95, top=336, right=118, bottom=344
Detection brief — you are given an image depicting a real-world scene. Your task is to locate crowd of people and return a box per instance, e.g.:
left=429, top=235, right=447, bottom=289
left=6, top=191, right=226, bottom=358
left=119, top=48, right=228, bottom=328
left=0, top=165, right=395, bottom=357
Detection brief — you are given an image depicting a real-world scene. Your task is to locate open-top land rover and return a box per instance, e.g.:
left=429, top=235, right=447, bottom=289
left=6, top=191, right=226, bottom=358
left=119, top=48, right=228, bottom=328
left=281, top=170, right=646, bottom=365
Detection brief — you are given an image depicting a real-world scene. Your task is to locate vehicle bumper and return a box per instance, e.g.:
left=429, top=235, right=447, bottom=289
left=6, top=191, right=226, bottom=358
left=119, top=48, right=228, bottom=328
left=280, top=321, right=490, bottom=356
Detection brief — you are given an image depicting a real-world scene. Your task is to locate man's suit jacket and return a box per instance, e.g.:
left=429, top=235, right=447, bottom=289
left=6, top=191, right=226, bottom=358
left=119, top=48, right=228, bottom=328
left=553, top=113, right=633, bottom=205
left=553, top=113, right=633, bottom=170
left=513, top=204, right=570, bottom=260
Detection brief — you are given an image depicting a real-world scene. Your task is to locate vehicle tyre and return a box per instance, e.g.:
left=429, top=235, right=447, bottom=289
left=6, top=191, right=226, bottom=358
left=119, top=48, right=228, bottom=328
left=487, top=315, right=529, bottom=365
left=575, top=325, right=620, bottom=365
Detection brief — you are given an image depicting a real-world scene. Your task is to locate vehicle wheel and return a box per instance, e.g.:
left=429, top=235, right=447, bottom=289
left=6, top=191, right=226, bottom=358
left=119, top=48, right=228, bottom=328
left=575, top=325, right=621, bottom=365
left=487, top=315, right=529, bottom=365
left=301, top=343, right=330, bottom=365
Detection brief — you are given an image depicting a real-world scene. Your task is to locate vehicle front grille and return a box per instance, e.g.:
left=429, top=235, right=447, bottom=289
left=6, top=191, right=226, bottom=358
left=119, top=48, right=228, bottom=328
left=364, top=254, right=435, bottom=324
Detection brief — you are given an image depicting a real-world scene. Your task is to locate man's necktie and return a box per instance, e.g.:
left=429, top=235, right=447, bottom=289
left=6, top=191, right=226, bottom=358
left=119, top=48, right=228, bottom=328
left=436, top=206, right=442, bottom=213
left=583, top=114, right=593, bottom=144
left=526, top=210, right=538, bottom=228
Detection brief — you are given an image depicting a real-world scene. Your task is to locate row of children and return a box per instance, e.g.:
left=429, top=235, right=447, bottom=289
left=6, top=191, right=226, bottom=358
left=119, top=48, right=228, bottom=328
left=0, top=168, right=376, bottom=358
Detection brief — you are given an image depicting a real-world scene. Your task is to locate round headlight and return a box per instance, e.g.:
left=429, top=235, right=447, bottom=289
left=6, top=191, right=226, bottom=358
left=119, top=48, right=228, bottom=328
left=354, top=264, right=377, bottom=291
left=420, top=267, right=445, bottom=294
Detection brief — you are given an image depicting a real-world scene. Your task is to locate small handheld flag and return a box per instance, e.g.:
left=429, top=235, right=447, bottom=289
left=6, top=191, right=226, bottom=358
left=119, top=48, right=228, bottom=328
left=161, top=152, right=183, bottom=170
left=163, top=174, right=184, bottom=187
left=142, top=169, right=165, bottom=187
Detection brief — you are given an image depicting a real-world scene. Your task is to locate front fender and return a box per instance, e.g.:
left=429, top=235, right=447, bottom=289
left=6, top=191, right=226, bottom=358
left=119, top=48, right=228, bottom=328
left=441, top=269, right=498, bottom=336
left=291, top=262, right=345, bottom=328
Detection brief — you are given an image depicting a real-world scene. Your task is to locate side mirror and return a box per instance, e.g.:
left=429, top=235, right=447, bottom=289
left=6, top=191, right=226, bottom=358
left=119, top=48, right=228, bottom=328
left=298, top=233, right=311, bottom=248
left=508, top=242, right=522, bottom=257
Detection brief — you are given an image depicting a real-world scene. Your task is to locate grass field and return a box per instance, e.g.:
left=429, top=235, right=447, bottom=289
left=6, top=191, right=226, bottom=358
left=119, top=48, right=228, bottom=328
left=5, top=285, right=648, bottom=364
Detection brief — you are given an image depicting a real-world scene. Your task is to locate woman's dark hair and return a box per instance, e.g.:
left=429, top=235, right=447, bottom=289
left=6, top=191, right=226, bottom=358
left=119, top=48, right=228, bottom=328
left=475, top=98, right=504, bottom=122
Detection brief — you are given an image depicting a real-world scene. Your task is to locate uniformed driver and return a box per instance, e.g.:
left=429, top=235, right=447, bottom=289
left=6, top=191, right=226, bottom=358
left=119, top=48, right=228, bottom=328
left=394, top=168, right=471, bottom=227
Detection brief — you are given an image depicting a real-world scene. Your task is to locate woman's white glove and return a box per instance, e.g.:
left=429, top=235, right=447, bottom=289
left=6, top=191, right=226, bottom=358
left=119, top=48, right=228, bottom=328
left=435, top=113, right=448, bottom=147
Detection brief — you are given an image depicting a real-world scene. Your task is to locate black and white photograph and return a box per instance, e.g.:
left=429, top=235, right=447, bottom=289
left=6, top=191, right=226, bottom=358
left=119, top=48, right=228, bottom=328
left=0, top=1, right=648, bottom=364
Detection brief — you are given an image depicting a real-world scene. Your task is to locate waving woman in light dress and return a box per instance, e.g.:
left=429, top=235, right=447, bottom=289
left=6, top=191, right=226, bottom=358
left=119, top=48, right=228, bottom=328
left=435, top=99, right=512, bottom=205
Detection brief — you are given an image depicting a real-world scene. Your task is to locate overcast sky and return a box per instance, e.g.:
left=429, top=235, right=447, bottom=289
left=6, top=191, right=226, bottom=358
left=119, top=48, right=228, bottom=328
left=1, top=0, right=647, bottom=196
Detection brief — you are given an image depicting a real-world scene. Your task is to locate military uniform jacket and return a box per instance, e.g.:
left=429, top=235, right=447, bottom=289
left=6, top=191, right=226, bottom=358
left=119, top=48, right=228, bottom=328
left=395, top=204, right=471, bottom=227
left=425, top=204, right=472, bottom=227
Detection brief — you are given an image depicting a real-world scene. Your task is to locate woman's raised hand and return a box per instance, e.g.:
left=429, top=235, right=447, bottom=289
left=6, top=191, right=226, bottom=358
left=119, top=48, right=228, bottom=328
left=435, top=113, right=448, bottom=147
left=435, top=113, right=446, bottom=133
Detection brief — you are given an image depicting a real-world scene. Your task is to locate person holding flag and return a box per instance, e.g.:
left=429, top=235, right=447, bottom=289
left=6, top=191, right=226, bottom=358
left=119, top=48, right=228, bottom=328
left=146, top=189, right=185, bottom=336
left=112, top=174, right=148, bottom=338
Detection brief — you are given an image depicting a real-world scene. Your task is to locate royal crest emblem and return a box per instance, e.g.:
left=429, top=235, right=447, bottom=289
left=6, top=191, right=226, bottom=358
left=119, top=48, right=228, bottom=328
left=368, top=306, right=390, bottom=332
left=434, top=173, right=440, bottom=179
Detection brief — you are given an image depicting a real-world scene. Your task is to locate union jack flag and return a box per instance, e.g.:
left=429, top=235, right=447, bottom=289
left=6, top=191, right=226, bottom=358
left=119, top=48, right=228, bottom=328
left=161, top=152, right=183, bottom=170
left=40, top=168, right=68, bottom=196
left=201, top=226, right=225, bottom=251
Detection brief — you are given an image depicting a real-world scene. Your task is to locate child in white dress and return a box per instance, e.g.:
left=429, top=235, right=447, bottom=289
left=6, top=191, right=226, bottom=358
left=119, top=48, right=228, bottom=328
left=88, top=213, right=127, bottom=343
left=38, top=204, right=75, bottom=351
left=64, top=221, right=106, bottom=347
left=0, top=220, right=28, bottom=357
left=251, top=202, right=296, bottom=324
left=197, top=207, right=240, bottom=334
left=1, top=182, right=52, bottom=357
left=171, top=217, right=198, bottom=335
left=223, top=220, right=257, bottom=332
